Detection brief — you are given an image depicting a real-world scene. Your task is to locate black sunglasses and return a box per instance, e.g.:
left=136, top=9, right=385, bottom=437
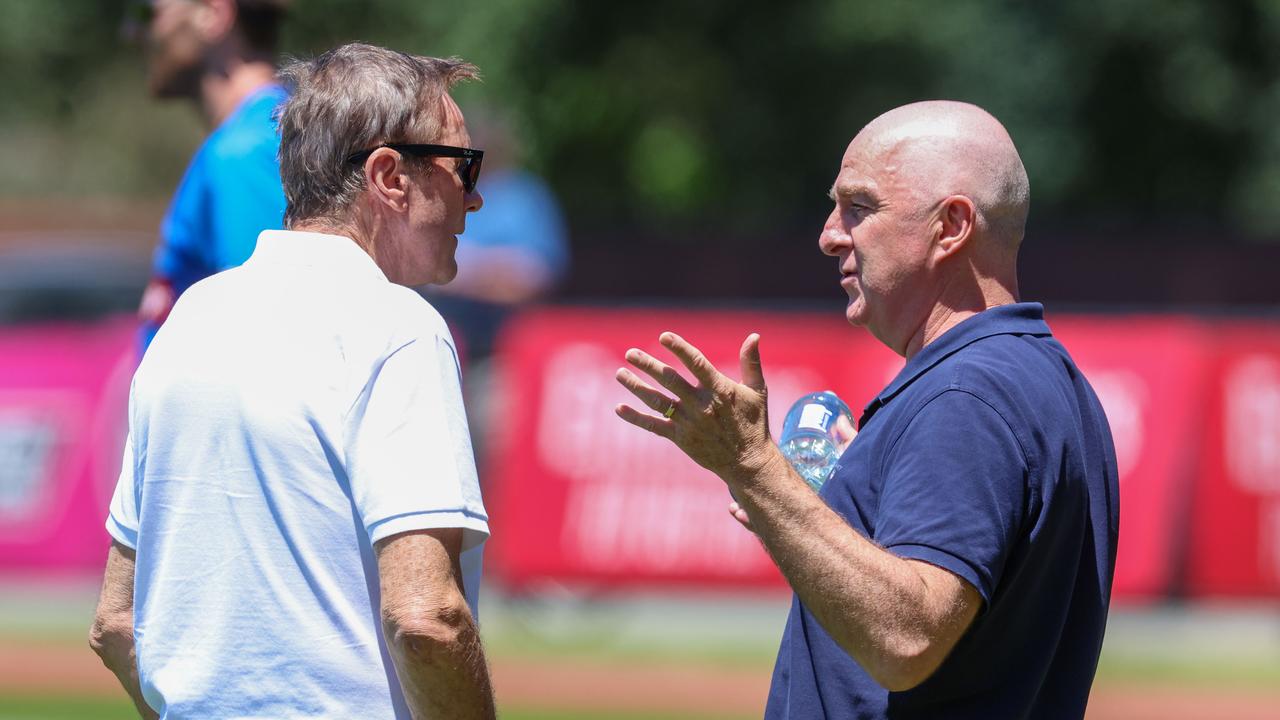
left=346, top=143, right=484, bottom=194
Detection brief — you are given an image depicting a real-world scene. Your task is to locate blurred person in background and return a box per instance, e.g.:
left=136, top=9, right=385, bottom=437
left=124, top=0, right=289, bottom=353
left=89, top=43, right=494, bottom=719
left=616, top=101, right=1119, bottom=719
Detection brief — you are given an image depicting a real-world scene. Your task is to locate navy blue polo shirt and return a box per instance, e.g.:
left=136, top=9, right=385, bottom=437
left=765, top=303, right=1120, bottom=720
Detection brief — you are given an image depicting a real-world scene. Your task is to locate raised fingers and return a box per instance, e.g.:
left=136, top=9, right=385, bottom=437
left=738, top=333, right=766, bottom=392
left=728, top=500, right=755, bottom=532
left=615, top=367, right=677, bottom=417
left=659, top=332, right=723, bottom=389
left=625, top=347, right=698, bottom=401
left=614, top=402, right=674, bottom=438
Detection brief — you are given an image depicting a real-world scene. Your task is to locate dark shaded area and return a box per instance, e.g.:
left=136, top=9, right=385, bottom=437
left=562, top=226, right=1280, bottom=309
left=0, top=239, right=150, bottom=322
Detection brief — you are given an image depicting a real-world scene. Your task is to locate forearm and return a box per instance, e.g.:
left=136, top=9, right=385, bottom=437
left=384, top=610, right=495, bottom=720
left=92, top=543, right=156, bottom=719
left=613, top=332, right=975, bottom=688
left=93, top=631, right=157, bottom=720
left=376, top=529, right=493, bottom=718
left=728, top=449, right=957, bottom=688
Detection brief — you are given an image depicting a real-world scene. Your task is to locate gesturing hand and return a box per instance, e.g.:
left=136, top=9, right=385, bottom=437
left=614, top=331, right=778, bottom=484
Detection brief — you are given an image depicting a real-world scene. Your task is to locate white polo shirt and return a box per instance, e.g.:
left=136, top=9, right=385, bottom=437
left=106, top=230, right=489, bottom=719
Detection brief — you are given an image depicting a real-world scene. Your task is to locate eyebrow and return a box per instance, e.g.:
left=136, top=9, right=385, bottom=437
left=829, top=181, right=875, bottom=203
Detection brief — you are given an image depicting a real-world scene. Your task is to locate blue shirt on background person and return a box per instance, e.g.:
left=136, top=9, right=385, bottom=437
left=766, top=303, right=1120, bottom=719
left=457, top=169, right=569, bottom=283
left=140, top=84, right=288, bottom=351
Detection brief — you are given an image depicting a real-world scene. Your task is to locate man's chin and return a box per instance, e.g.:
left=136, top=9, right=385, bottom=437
left=844, top=299, right=868, bottom=327
left=149, top=76, right=189, bottom=99
left=435, top=257, right=459, bottom=286
left=148, top=64, right=201, bottom=100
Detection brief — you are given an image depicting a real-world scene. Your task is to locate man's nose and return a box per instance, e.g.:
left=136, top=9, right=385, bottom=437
left=818, top=210, right=846, bottom=257
left=465, top=189, right=484, bottom=213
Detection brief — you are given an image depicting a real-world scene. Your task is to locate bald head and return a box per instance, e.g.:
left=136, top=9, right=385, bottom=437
left=853, top=101, right=1029, bottom=250
left=822, top=101, right=1029, bottom=355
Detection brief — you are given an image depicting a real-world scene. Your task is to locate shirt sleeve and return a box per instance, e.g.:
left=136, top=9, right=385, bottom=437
left=105, top=427, right=140, bottom=550
left=345, top=332, right=489, bottom=552
left=154, top=151, right=214, bottom=294
left=874, top=389, right=1029, bottom=603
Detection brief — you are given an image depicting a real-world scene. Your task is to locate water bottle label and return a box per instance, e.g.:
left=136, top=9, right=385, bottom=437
left=798, top=403, right=833, bottom=432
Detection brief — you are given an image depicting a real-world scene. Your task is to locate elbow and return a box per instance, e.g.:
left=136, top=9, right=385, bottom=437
left=89, top=612, right=133, bottom=665
left=383, top=598, right=476, bottom=666
left=866, top=634, right=945, bottom=692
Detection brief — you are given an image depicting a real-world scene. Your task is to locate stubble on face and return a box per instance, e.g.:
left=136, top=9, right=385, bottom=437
left=828, top=133, right=937, bottom=347
left=828, top=101, right=1032, bottom=355
left=405, top=95, right=472, bottom=286
left=145, top=0, right=206, bottom=98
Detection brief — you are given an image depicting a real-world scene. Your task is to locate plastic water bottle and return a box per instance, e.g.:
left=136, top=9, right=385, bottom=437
left=779, top=391, right=855, bottom=492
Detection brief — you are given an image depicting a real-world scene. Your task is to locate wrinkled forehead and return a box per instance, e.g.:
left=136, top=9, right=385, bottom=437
left=834, top=129, right=914, bottom=196
left=837, top=121, right=956, bottom=196
left=839, top=132, right=878, bottom=176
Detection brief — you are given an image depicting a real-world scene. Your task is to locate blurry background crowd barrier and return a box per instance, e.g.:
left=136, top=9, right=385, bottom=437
left=1, top=1, right=1278, bottom=719
left=4, top=305, right=1280, bottom=603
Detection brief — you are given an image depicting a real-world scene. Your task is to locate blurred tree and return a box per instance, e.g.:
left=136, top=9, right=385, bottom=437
left=2, top=0, right=1279, bottom=240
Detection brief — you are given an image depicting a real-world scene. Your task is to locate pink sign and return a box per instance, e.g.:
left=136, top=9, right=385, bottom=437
left=0, top=316, right=135, bottom=573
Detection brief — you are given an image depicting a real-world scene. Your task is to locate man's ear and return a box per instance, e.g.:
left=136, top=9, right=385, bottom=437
left=365, top=149, right=410, bottom=213
left=196, top=0, right=238, bottom=42
left=933, top=195, right=976, bottom=262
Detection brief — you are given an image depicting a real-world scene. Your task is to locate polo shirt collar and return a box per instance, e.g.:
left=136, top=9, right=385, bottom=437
left=858, top=302, right=1051, bottom=427
left=248, top=230, right=388, bottom=282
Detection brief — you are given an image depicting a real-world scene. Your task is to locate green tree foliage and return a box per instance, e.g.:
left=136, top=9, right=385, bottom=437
left=0, top=1, right=204, bottom=195
left=3, top=0, right=1280, bottom=239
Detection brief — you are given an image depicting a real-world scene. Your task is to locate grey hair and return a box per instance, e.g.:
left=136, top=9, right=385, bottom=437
left=275, top=43, right=479, bottom=227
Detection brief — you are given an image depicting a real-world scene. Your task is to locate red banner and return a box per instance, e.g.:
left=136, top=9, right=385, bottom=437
left=485, top=308, right=1259, bottom=601
left=1186, top=322, right=1280, bottom=597
left=1051, top=315, right=1215, bottom=601
left=4, top=306, right=1278, bottom=600
left=484, top=308, right=903, bottom=590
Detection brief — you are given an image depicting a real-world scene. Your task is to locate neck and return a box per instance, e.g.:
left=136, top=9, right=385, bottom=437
left=198, top=55, right=277, bottom=128
left=900, top=270, right=1018, bottom=359
left=291, top=211, right=381, bottom=263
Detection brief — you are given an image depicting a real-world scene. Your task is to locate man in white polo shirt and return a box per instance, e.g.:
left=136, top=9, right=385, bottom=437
left=89, top=43, right=494, bottom=719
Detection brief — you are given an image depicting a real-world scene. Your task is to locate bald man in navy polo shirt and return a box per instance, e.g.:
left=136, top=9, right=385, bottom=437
left=615, top=101, right=1120, bottom=719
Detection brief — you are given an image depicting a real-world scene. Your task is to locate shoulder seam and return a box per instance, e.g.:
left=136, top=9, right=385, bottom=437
left=343, top=336, right=419, bottom=421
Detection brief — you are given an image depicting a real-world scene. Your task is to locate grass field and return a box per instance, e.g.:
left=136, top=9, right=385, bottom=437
left=1, top=583, right=1277, bottom=719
